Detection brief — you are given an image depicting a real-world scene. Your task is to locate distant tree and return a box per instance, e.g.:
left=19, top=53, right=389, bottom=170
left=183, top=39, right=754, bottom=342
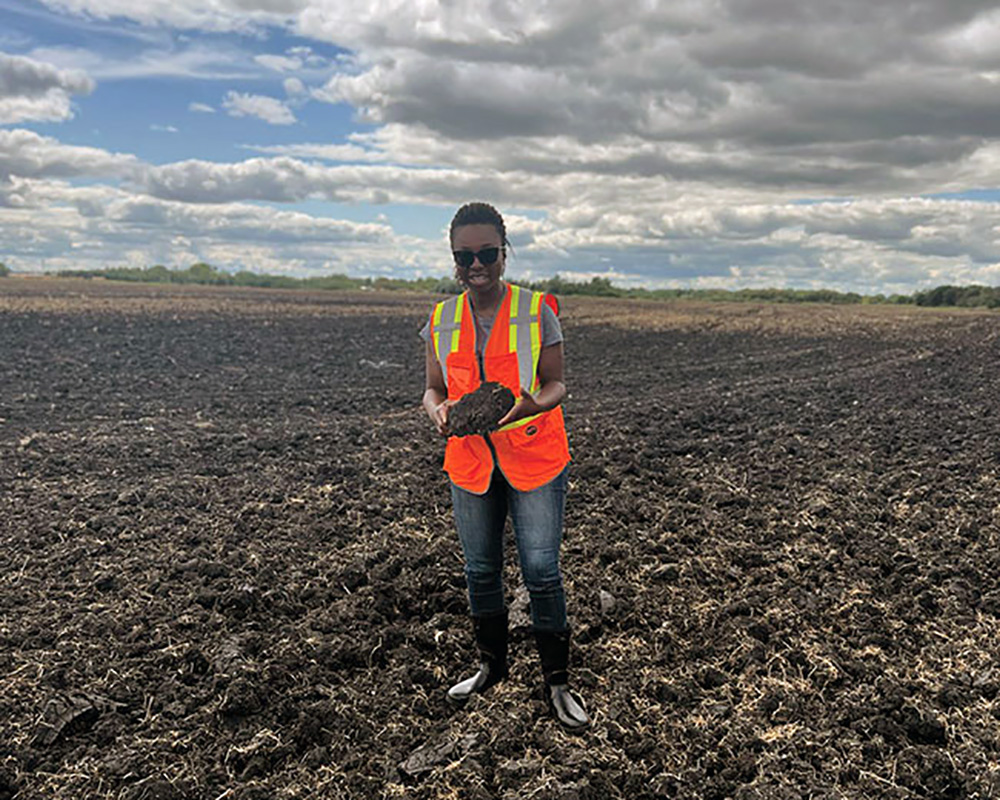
left=183, top=262, right=225, bottom=284
left=0, top=263, right=9, bottom=277
left=146, top=265, right=172, bottom=282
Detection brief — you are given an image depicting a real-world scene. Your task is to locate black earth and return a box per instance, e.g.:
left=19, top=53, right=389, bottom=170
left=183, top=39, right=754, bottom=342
left=447, top=381, right=516, bottom=437
left=2, top=278, right=999, bottom=799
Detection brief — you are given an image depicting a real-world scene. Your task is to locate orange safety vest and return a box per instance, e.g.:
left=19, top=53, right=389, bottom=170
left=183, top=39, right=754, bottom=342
left=429, top=283, right=570, bottom=494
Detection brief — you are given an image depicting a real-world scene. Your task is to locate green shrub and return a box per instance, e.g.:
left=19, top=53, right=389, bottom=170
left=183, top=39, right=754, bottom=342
left=912, top=284, right=1000, bottom=308
left=0, top=263, right=9, bottom=278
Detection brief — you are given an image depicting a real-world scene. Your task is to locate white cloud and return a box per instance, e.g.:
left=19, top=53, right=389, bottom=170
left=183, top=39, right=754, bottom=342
left=141, top=156, right=518, bottom=205
left=150, top=123, right=179, bottom=132
left=286, top=45, right=326, bottom=67
left=0, top=51, right=94, bottom=124
left=240, top=141, right=385, bottom=162
left=34, top=0, right=303, bottom=33
left=222, top=91, right=296, bottom=125
left=26, top=43, right=257, bottom=80
left=0, top=91, right=77, bottom=124
left=0, top=128, right=140, bottom=182
left=283, top=77, right=305, bottom=96
left=189, top=102, right=215, bottom=113
left=938, top=8, right=1000, bottom=66
left=255, top=53, right=302, bottom=72
left=0, top=51, right=93, bottom=97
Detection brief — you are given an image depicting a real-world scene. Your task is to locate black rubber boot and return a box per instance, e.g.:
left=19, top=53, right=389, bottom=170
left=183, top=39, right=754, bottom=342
left=446, top=610, right=509, bottom=705
left=534, top=628, right=590, bottom=731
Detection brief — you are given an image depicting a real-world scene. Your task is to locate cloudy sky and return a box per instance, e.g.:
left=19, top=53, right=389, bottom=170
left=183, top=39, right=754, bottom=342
left=4, top=0, right=1000, bottom=292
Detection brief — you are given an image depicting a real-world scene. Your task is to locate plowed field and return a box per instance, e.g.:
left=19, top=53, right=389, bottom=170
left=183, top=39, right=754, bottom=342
left=3, top=277, right=1000, bottom=799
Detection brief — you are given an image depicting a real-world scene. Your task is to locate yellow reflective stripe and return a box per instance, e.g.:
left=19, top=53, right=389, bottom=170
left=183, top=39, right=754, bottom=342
left=497, top=410, right=543, bottom=432
left=529, top=321, right=541, bottom=390
left=431, top=301, right=445, bottom=360
left=448, top=295, right=465, bottom=354
left=529, top=290, right=545, bottom=390
left=509, top=284, right=520, bottom=353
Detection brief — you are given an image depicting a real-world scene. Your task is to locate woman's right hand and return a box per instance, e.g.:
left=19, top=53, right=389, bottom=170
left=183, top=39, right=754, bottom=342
left=432, top=399, right=456, bottom=437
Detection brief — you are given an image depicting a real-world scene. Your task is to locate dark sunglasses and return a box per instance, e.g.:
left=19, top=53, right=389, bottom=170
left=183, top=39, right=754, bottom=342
left=453, top=247, right=501, bottom=269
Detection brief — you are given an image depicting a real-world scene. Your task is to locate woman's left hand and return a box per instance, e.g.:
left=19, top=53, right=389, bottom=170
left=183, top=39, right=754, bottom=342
left=497, top=387, right=545, bottom=428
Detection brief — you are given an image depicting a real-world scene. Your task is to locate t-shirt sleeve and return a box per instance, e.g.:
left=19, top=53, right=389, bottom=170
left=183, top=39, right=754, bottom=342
left=419, top=311, right=432, bottom=343
left=540, top=301, right=563, bottom=347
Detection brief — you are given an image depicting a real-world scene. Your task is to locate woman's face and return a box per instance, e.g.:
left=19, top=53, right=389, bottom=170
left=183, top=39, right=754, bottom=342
left=452, top=223, right=505, bottom=293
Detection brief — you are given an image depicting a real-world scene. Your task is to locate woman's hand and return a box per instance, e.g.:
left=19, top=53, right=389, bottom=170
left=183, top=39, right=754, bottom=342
left=432, top=398, right=456, bottom=436
left=496, top=344, right=566, bottom=429
left=497, top=387, right=545, bottom=428
left=424, top=342, right=454, bottom=436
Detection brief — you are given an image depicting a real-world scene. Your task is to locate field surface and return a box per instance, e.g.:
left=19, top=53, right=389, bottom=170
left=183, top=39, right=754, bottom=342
left=2, top=277, right=1000, bottom=799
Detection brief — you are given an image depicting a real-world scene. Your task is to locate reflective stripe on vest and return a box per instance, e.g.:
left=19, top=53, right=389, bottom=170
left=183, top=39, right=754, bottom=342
left=430, top=292, right=466, bottom=387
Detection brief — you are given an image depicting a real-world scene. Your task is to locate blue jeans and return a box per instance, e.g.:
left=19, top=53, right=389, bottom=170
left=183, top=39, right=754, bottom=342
left=450, top=467, right=568, bottom=632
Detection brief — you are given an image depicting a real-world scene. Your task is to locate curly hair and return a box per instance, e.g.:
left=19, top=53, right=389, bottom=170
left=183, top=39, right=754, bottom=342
left=449, top=202, right=510, bottom=248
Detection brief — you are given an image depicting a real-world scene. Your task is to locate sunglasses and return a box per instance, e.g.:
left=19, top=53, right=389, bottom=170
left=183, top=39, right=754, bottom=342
left=453, top=247, right=501, bottom=269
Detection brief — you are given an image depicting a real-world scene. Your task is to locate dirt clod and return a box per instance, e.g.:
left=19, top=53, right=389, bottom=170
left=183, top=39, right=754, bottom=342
left=0, top=766, right=19, bottom=800
left=32, top=694, right=100, bottom=747
left=448, top=381, right=515, bottom=436
left=399, top=734, right=478, bottom=777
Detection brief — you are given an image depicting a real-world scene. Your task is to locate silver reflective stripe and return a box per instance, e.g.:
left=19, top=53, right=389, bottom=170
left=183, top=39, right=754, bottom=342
left=433, top=293, right=465, bottom=386
left=510, top=286, right=543, bottom=392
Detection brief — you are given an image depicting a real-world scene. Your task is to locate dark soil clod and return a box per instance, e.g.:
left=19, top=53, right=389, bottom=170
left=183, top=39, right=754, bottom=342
left=399, top=734, right=479, bottom=778
left=448, top=381, right=516, bottom=437
left=32, top=694, right=100, bottom=747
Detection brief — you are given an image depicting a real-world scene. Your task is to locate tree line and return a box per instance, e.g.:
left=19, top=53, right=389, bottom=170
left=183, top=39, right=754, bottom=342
left=37, top=263, right=1000, bottom=309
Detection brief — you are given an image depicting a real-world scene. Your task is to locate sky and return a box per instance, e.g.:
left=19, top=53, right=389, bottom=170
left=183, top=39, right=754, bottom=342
left=4, top=1, right=1000, bottom=293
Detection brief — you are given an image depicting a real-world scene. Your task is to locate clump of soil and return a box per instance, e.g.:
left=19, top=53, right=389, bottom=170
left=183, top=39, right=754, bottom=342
left=448, top=381, right=516, bottom=437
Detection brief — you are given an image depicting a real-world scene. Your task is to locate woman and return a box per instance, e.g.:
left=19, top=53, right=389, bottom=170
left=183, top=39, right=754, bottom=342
left=420, top=202, right=590, bottom=731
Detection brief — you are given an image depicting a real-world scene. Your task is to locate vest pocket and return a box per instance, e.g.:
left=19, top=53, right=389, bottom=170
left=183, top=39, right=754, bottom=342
left=503, top=410, right=558, bottom=449
left=444, top=435, right=493, bottom=493
left=493, top=409, right=570, bottom=490
left=446, top=353, right=478, bottom=399
left=484, top=352, right=520, bottom=395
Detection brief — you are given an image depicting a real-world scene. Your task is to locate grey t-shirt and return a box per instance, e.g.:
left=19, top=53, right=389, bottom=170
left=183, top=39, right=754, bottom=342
left=419, top=293, right=563, bottom=373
